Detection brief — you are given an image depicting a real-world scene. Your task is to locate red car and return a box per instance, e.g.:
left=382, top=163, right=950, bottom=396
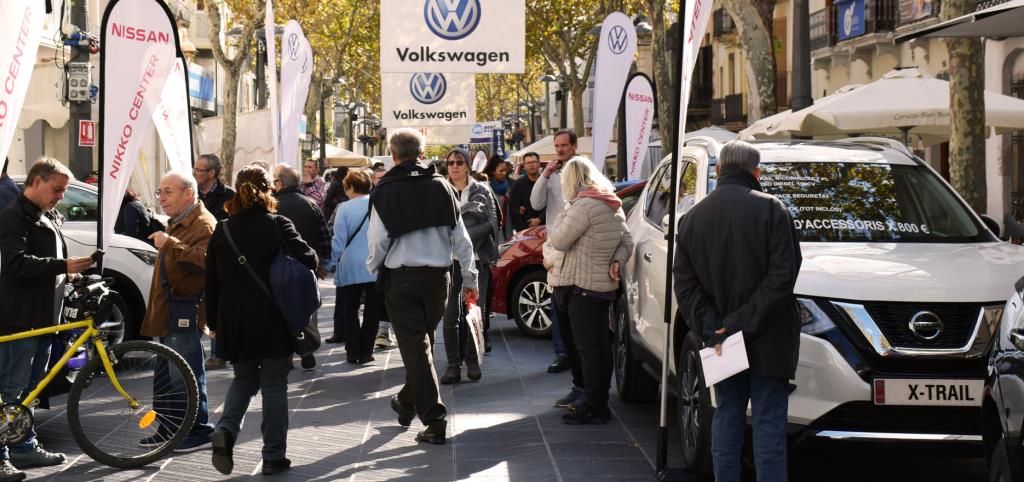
left=490, top=180, right=647, bottom=337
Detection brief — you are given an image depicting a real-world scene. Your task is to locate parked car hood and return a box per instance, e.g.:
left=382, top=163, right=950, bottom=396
left=795, top=242, right=1024, bottom=303
left=60, top=228, right=156, bottom=252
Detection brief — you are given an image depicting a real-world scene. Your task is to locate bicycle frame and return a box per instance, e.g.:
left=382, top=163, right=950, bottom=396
left=0, top=319, right=138, bottom=410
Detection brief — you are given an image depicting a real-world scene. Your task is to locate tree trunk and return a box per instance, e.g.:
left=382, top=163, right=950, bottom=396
left=721, top=0, right=777, bottom=121
left=220, top=68, right=241, bottom=180
left=647, top=0, right=677, bottom=156
left=945, top=36, right=986, bottom=213
left=571, top=83, right=586, bottom=135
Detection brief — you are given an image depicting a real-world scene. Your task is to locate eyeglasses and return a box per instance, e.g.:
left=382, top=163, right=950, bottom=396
left=154, top=188, right=184, bottom=197
left=192, top=167, right=213, bottom=173
left=447, top=160, right=466, bottom=166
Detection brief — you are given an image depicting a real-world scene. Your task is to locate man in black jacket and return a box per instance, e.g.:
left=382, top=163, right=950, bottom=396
left=507, top=152, right=544, bottom=232
left=273, top=164, right=332, bottom=368
left=673, top=141, right=801, bottom=482
left=194, top=154, right=235, bottom=221
left=0, top=159, right=94, bottom=480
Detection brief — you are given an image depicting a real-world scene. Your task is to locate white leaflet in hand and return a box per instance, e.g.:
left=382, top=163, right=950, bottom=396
left=699, top=332, right=749, bottom=387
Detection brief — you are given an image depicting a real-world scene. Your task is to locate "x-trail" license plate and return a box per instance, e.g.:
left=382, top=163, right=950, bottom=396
left=873, top=379, right=984, bottom=407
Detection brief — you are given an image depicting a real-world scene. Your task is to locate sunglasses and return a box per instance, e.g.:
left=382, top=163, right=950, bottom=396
left=447, top=160, right=466, bottom=166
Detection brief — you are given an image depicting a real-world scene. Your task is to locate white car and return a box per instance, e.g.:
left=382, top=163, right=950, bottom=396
left=615, top=138, right=1024, bottom=475
left=10, top=177, right=156, bottom=342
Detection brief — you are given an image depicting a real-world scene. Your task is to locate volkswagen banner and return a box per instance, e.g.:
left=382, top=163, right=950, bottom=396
left=0, top=0, right=45, bottom=166
left=380, top=0, right=524, bottom=73
left=279, top=20, right=313, bottom=169
left=99, top=0, right=178, bottom=253
left=394, top=125, right=473, bottom=146
left=624, top=74, right=655, bottom=181
left=382, top=72, right=476, bottom=128
left=591, top=12, right=636, bottom=170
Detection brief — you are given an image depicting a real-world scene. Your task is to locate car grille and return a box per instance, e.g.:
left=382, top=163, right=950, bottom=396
left=808, top=402, right=981, bottom=436
left=863, top=302, right=980, bottom=350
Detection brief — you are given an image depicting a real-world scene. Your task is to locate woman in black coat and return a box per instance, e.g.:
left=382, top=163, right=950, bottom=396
left=204, top=165, right=317, bottom=476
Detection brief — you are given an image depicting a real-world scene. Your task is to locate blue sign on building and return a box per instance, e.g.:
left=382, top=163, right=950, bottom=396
left=492, top=129, right=505, bottom=160
left=188, top=64, right=216, bottom=112
left=836, top=0, right=865, bottom=41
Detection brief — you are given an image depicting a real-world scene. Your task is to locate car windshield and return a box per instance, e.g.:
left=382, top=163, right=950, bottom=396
left=711, top=162, right=989, bottom=243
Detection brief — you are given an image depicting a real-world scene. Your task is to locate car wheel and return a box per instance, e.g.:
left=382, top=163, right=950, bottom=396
left=100, top=292, right=127, bottom=347
left=677, top=333, right=713, bottom=476
left=510, top=270, right=553, bottom=338
left=989, top=433, right=1013, bottom=482
left=614, top=295, right=657, bottom=403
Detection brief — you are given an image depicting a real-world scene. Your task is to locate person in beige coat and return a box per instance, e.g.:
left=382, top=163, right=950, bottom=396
left=548, top=157, right=633, bottom=424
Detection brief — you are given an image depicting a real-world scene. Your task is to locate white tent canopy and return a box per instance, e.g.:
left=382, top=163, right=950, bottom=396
left=739, top=68, right=1024, bottom=146
left=312, top=144, right=369, bottom=167
left=510, top=135, right=617, bottom=162
left=896, top=0, right=1024, bottom=42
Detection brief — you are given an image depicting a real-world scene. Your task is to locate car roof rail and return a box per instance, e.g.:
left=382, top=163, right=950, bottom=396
left=683, top=136, right=722, bottom=158
left=836, top=137, right=914, bottom=158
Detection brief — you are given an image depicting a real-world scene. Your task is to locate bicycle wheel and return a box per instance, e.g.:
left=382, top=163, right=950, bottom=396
left=67, top=340, right=199, bottom=468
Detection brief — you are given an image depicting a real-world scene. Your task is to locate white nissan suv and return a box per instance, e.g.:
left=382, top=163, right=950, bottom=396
left=614, top=138, right=1024, bottom=475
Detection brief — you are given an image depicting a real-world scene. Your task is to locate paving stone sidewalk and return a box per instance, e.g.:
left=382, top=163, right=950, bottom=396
left=22, top=282, right=670, bottom=481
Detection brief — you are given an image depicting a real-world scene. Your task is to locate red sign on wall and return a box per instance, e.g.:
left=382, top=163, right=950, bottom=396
left=78, top=120, right=95, bottom=147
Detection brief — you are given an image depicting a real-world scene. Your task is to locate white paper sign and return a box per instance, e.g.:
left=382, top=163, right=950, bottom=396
left=153, top=57, right=193, bottom=173
left=624, top=75, right=655, bottom=181
left=380, top=0, right=524, bottom=73
left=591, top=12, right=636, bottom=169
left=699, top=332, right=749, bottom=387
left=100, top=0, right=177, bottom=252
left=279, top=20, right=313, bottom=169
left=0, top=0, right=45, bottom=165
left=382, top=72, right=476, bottom=128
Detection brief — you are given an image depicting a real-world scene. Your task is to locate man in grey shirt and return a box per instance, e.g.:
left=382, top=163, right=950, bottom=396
left=367, top=128, right=478, bottom=445
left=529, top=130, right=580, bottom=383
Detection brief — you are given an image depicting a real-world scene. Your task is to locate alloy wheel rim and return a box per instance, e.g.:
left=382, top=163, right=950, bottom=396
left=680, top=351, right=701, bottom=451
left=518, top=281, right=552, bottom=331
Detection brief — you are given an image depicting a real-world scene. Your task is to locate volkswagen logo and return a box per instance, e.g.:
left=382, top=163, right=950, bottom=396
left=608, top=25, right=629, bottom=54
left=908, top=311, right=944, bottom=341
left=287, top=33, right=301, bottom=61
left=410, top=73, right=447, bottom=105
left=424, top=0, right=481, bottom=41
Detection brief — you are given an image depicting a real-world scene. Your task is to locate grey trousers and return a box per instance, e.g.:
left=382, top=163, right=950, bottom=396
left=385, top=267, right=451, bottom=425
left=441, top=261, right=489, bottom=367
left=216, top=357, right=291, bottom=460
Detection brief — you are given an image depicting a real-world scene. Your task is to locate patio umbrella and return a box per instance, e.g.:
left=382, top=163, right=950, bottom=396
left=738, top=68, right=1024, bottom=145
left=895, top=0, right=1024, bottom=42
left=312, top=144, right=369, bottom=167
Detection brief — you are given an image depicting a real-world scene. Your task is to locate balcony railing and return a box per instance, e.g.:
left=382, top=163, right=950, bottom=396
left=724, top=94, right=745, bottom=123
left=810, top=8, right=834, bottom=50
left=689, top=84, right=713, bottom=110
left=710, top=99, right=725, bottom=124
left=814, top=0, right=900, bottom=45
left=713, top=9, right=736, bottom=37
left=898, top=0, right=941, bottom=25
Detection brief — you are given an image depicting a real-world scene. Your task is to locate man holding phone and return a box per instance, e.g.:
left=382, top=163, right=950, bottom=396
left=0, top=158, right=92, bottom=480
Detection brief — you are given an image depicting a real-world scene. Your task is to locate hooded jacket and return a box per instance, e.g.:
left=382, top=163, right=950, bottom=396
left=548, top=192, right=633, bottom=293
left=369, top=160, right=459, bottom=239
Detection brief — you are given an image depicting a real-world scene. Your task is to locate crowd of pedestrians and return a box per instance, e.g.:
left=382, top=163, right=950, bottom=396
left=0, top=130, right=803, bottom=481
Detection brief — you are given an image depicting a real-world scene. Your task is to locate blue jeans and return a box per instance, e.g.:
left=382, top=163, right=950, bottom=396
left=550, top=303, right=567, bottom=357
left=158, top=330, right=214, bottom=440
left=0, top=336, right=53, bottom=460
left=216, top=357, right=290, bottom=460
left=712, top=371, right=789, bottom=482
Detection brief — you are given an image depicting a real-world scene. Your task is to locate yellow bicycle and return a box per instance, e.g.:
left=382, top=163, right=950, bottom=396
left=0, top=276, right=199, bottom=468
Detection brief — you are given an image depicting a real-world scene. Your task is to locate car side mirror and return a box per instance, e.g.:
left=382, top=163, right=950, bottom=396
left=1010, top=328, right=1024, bottom=351
left=980, top=214, right=1002, bottom=238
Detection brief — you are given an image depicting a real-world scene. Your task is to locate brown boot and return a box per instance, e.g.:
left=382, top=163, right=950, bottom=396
left=440, top=364, right=461, bottom=384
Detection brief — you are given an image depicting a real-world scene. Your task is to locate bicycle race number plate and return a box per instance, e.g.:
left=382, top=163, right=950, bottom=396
left=873, top=379, right=984, bottom=407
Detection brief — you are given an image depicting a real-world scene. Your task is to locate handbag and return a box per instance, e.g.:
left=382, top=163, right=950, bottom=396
left=223, top=220, right=322, bottom=356
left=160, top=254, right=199, bottom=332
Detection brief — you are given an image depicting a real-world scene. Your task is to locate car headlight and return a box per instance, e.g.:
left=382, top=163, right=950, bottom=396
left=497, top=235, right=538, bottom=257
left=127, top=248, right=157, bottom=266
left=497, top=242, right=514, bottom=257
left=798, top=298, right=836, bottom=335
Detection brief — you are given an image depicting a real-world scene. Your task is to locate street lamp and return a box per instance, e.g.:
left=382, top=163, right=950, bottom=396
left=226, top=25, right=284, bottom=109
left=541, top=74, right=568, bottom=131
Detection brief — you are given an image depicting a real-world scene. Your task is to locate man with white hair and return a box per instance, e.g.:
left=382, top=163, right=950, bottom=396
left=140, top=170, right=218, bottom=453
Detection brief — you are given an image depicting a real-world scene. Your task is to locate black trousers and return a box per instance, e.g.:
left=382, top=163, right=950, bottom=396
left=566, top=291, right=613, bottom=410
left=551, top=286, right=583, bottom=390
left=384, top=267, right=450, bottom=425
left=342, top=283, right=383, bottom=362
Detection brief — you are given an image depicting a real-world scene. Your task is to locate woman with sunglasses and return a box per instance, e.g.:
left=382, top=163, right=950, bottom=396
left=440, top=148, right=501, bottom=384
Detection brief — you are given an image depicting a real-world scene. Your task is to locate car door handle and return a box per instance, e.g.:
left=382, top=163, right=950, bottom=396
left=643, top=253, right=653, bottom=263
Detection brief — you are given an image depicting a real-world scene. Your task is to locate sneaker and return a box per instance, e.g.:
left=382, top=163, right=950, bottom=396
left=211, top=428, right=235, bottom=475
left=466, top=358, right=481, bottom=381
left=173, top=435, right=213, bottom=453
left=562, top=404, right=611, bottom=425
left=554, top=386, right=584, bottom=408
left=301, top=355, right=316, bottom=370
left=9, top=445, right=65, bottom=469
left=205, top=357, right=226, bottom=370
left=0, top=460, right=25, bottom=482
left=262, top=458, right=291, bottom=475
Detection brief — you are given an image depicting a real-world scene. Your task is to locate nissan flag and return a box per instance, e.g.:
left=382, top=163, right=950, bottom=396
left=380, top=0, right=524, bottom=73
left=152, top=57, right=194, bottom=173
left=99, top=0, right=178, bottom=252
left=266, top=0, right=280, bottom=163
left=624, top=74, right=655, bottom=181
left=381, top=72, right=476, bottom=128
left=0, top=0, right=46, bottom=165
left=676, top=0, right=712, bottom=153
left=590, top=12, right=636, bottom=170
left=279, top=20, right=313, bottom=169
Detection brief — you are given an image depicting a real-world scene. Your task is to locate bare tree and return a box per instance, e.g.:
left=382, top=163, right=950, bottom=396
left=208, top=1, right=259, bottom=180
left=943, top=0, right=986, bottom=213
left=720, top=0, right=777, bottom=121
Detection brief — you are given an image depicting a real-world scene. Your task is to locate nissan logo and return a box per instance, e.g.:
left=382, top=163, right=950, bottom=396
left=908, top=311, right=944, bottom=341
left=410, top=73, right=447, bottom=105
left=424, top=0, right=481, bottom=41
left=608, top=25, right=629, bottom=54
